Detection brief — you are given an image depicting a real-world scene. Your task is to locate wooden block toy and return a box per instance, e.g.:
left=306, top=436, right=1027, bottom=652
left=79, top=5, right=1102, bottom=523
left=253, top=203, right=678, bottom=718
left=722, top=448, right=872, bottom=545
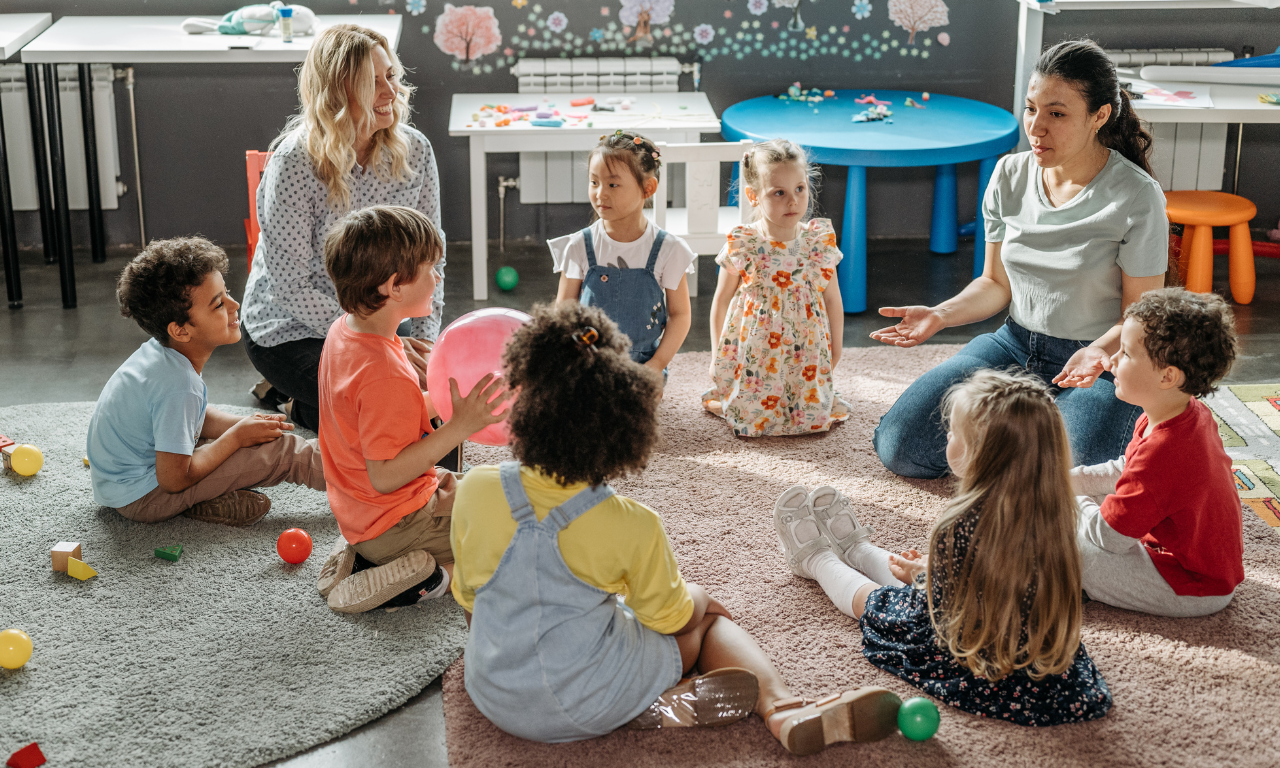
left=0, top=432, right=13, bottom=451
left=83, top=456, right=90, bottom=467
left=66, top=557, right=97, bottom=581
left=1, top=444, right=43, bottom=476
left=50, top=542, right=82, bottom=572
left=6, top=742, right=46, bottom=768
left=155, top=545, right=183, bottom=562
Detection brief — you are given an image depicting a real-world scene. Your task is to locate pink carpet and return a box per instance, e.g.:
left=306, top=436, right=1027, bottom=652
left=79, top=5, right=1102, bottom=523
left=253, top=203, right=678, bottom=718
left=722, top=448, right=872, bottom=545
left=445, top=346, right=1280, bottom=767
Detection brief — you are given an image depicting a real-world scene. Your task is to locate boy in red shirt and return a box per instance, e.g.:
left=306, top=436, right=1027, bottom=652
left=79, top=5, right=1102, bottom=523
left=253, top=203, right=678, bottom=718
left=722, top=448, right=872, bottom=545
left=1071, top=288, right=1242, bottom=617
left=315, top=206, right=511, bottom=614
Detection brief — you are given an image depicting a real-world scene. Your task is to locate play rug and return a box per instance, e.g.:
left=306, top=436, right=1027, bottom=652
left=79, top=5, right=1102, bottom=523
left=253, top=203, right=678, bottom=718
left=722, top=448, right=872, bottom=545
left=0, top=403, right=467, bottom=768
left=444, top=347, right=1280, bottom=768
left=1206, top=384, right=1280, bottom=537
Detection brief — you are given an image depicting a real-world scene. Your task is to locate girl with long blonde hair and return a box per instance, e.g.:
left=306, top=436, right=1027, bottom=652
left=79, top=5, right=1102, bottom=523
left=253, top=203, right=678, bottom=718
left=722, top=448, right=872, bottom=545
left=774, top=369, right=1112, bottom=726
left=242, top=25, right=447, bottom=447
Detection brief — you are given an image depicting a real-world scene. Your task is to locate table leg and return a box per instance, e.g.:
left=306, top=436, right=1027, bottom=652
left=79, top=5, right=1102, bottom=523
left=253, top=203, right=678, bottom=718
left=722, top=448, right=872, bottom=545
left=839, top=165, right=867, bottom=314
left=24, top=64, right=56, bottom=266
left=43, top=64, right=75, bottom=309
left=78, top=65, right=105, bottom=264
left=930, top=163, right=958, bottom=254
left=469, top=136, right=488, bottom=301
left=0, top=96, right=22, bottom=309
left=973, top=156, right=998, bottom=279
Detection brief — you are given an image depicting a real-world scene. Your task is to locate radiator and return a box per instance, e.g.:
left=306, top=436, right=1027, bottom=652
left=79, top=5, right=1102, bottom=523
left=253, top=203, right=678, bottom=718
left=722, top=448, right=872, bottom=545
left=0, top=63, right=121, bottom=212
left=1148, top=123, right=1229, bottom=192
left=1105, top=48, right=1234, bottom=67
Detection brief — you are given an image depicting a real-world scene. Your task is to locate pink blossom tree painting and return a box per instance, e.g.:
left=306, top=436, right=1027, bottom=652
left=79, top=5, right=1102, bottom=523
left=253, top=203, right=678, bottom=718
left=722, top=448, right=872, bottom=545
left=887, top=0, right=948, bottom=44
left=434, top=4, right=502, bottom=63
left=619, top=0, right=675, bottom=44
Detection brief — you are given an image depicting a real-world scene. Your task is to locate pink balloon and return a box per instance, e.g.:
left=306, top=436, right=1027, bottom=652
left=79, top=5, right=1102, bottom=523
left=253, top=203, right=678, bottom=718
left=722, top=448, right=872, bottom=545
left=426, top=308, right=530, bottom=446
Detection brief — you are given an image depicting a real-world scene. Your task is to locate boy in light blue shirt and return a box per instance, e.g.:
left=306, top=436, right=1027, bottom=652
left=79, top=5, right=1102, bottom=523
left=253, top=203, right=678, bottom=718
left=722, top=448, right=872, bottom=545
left=87, top=238, right=325, bottom=525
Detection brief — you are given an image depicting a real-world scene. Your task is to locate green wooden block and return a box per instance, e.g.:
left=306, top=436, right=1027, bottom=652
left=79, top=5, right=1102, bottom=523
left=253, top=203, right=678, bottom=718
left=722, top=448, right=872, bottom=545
left=154, top=545, right=183, bottom=562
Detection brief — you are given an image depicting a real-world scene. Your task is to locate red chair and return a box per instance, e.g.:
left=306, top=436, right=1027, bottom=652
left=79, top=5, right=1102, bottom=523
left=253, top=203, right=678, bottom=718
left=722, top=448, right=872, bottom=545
left=245, top=150, right=273, bottom=269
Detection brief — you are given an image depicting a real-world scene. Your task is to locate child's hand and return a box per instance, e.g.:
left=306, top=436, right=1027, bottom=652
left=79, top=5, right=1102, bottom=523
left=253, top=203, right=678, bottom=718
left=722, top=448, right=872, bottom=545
left=447, top=373, right=514, bottom=435
left=888, top=549, right=927, bottom=584
left=229, top=413, right=292, bottom=448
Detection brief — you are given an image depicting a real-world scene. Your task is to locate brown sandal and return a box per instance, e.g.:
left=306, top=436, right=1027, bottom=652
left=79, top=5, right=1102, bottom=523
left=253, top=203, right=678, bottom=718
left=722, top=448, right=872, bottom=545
left=627, top=667, right=759, bottom=729
left=773, top=687, right=902, bottom=755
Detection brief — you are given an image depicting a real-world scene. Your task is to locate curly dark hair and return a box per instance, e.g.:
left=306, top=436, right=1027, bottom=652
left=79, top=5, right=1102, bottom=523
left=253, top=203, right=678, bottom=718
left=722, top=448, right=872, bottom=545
left=502, top=302, right=661, bottom=487
left=117, top=237, right=229, bottom=346
left=1124, top=288, right=1237, bottom=398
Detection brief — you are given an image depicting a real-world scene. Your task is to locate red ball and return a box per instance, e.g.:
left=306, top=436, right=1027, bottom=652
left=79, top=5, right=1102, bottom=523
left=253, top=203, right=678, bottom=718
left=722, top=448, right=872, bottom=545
left=276, top=528, right=313, bottom=564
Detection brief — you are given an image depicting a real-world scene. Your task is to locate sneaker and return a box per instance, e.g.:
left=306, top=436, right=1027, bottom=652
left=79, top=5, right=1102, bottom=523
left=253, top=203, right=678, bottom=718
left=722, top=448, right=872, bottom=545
left=327, top=550, right=437, bottom=614
left=183, top=489, right=271, bottom=527
left=316, top=536, right=355, bottom=597
left=250, top=378, right=275, bottom=401
left=627, top=668, right=759, bottom=729
left=382, top=565, right=451, bottom=609
left=277, top=399, right=294, bottom=421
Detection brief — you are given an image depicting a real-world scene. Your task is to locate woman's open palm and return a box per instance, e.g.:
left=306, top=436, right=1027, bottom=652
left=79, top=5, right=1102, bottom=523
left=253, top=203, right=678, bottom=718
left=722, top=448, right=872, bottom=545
left=870, top=306, right=945, bottom=347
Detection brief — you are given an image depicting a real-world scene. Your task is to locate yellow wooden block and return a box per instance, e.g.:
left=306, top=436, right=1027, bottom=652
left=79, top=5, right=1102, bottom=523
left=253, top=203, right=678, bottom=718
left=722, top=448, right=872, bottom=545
left=66, top=557, right=97, bottom=581
left=51, top=542, right=81, bottom=572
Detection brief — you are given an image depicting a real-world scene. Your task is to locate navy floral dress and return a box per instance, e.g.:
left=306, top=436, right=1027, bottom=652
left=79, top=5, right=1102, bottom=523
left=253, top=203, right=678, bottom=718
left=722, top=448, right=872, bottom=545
left=859, top=513, right=1112, bottom=726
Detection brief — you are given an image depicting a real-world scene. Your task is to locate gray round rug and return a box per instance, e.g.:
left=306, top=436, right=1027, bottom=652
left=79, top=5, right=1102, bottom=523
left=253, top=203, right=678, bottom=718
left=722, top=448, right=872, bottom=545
left=0, top=403, right=467, bottom=768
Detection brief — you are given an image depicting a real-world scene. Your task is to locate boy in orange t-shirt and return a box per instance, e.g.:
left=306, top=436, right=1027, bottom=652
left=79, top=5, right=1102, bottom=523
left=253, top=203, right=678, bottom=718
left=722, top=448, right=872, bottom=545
left=316, top=206, right=512, bottom=614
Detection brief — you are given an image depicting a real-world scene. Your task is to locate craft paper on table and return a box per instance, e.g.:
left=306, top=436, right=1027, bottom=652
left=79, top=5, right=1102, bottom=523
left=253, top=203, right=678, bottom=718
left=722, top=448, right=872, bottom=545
left=1124, top=78, right=1213, bottom=109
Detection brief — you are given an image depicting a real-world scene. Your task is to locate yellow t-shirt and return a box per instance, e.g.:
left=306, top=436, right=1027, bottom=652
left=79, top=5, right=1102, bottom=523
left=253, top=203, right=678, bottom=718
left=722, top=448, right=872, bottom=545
left=450, top=464, right=693, bottom=635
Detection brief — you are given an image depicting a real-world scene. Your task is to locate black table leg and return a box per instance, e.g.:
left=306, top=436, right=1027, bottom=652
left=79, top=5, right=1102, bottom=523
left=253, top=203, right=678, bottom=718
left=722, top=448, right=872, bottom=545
left=0, top=94, right=22, bottom=309
left=24, top=63, right=56, bottom=266
left=43, top=63, right=75, bottom=309
left=78, top=64, right=105, bottom=264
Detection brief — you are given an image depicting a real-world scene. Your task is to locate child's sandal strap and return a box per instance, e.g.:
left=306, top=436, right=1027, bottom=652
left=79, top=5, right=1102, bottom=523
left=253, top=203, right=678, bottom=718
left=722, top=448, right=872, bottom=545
left=764, top=696, right=809, bottom=719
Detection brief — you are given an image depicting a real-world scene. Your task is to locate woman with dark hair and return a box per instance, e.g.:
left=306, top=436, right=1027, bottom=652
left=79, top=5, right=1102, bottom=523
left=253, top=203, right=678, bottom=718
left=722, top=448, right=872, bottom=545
left=871, top=39, right=1169, bottom=478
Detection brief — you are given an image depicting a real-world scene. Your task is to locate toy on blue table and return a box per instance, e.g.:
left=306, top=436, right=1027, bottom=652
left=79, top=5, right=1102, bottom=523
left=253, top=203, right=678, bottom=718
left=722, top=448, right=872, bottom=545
left=181, top=3, right=316, bottom=36
left=904, top=97, right=926, bottom=109
left=778, top=82, right=833, bottom=104
left=853, top=104, right=893, bottom=123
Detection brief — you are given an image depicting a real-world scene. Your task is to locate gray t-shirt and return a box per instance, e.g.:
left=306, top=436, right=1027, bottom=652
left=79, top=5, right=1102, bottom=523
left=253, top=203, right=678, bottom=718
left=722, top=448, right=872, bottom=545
left=983, top=149, right=1168, bottom=341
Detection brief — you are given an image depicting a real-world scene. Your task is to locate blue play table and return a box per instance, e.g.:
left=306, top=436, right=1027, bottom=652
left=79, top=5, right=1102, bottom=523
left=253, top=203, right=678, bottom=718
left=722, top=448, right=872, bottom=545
left=721, top=90, right=1019, bottom=313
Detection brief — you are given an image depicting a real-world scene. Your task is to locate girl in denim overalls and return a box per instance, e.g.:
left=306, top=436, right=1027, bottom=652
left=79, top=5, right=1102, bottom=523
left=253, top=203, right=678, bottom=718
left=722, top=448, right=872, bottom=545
left=448, top=302, right=902, bottom=754
left=550, top=131, right=695, bottom=382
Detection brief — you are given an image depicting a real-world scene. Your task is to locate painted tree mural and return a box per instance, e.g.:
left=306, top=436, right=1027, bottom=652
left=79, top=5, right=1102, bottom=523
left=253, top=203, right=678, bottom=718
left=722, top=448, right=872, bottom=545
left=887, top=0, right=947, bottom=44
left=619, top=0, right=675, bottom=44
left=434, top=4, right=502, bottom=62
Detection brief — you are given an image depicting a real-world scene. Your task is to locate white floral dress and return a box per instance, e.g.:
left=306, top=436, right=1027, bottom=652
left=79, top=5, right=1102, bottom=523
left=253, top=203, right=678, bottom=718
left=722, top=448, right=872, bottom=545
left=702, top=219, right=851, bottom=437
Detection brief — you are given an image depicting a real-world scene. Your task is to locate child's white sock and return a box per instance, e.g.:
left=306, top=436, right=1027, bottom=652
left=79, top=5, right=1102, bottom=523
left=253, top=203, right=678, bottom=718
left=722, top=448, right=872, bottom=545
left=845, top=540, right=905, bottom=587
left=803, top=549, right=875, bottom=618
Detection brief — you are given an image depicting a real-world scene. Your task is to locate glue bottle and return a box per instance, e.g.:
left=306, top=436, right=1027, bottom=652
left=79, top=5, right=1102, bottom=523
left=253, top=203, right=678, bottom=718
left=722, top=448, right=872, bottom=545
left=279, top=7, right=294, bottom=43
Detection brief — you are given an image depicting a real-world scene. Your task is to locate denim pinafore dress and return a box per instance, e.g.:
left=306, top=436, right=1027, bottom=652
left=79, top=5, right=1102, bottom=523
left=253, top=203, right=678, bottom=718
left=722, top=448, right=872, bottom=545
left=579, top=227, right=669, bottom=364
left=463, top=462, right=683, bottom=743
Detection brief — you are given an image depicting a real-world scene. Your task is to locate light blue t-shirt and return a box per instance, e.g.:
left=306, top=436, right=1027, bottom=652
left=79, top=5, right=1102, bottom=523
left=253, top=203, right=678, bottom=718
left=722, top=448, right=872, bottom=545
left=983, top=149, right=1169, bottom=341
left=87, top=339, right=207, bottom=508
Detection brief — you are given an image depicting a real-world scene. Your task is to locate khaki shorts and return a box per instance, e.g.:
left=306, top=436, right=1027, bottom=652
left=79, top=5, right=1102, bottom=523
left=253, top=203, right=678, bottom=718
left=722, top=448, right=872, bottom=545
left=351, top=472, right=458, bottom=566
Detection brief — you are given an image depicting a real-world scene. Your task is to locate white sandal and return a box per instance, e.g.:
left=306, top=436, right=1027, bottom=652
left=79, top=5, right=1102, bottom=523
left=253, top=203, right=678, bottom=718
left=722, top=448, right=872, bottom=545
left=774, top=485, right=834, bottom=579
left=808, top=486, right=876, bottom=569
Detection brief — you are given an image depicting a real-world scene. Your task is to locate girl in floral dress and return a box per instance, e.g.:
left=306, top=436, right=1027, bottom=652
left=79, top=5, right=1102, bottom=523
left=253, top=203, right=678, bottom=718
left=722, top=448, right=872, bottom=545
left=703, top=139, right=849, bottom=437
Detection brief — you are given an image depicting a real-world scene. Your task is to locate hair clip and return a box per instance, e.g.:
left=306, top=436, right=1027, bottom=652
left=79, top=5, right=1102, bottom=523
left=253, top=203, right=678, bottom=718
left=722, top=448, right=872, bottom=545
left=614, top=129, right=625, bottom=137
left=572, top=327, right=600, bottom=349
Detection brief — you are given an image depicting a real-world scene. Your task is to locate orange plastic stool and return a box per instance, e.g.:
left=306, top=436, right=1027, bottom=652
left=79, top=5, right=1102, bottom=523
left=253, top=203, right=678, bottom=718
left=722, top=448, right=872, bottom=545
left=1164, top=190, right=1257, bottom=304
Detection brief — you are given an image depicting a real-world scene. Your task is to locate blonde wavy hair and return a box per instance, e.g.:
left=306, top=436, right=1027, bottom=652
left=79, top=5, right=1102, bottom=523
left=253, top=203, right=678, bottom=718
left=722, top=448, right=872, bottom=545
left=740, top=138, right=821, bottom=224
left=928, top=369, right=1084, bottom=682
left=274, top=24, right=415, bottom=211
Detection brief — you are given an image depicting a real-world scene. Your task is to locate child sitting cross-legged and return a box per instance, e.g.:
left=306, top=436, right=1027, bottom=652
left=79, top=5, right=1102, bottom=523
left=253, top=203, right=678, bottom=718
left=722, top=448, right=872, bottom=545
left=776, top=370, right=1112, bottom=726
left=1071, top=288, right=1242, bottom=616
left=314, top=206, right=511, bottom=614
left=87, top=238, right=325, bottom=525
left=450, top=302, right=902, bottom=754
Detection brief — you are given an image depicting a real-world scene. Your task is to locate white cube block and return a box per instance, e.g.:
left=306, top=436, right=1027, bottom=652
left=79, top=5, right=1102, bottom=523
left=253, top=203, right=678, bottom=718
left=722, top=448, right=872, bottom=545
left=544, top=58, right=572, bottom=75
left=624, top=58, right=653, bottom=73
left=571, top=59, right=599, bottom=74
left=598, top=57, right=625, bottom=74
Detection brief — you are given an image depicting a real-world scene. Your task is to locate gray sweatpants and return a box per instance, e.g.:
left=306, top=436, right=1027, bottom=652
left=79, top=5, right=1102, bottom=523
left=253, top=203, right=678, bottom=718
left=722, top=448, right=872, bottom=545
left=1072, top=460, right=1234, bottom=618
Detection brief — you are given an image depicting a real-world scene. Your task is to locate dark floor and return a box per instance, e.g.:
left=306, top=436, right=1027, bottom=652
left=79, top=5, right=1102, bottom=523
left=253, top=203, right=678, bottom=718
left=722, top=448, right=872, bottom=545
left=2, top=238, right=1278, bottom=767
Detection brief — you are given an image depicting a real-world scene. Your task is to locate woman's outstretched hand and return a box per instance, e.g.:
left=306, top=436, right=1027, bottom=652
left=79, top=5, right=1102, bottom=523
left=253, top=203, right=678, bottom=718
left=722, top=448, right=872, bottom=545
left=870, top=306, right=945, bottom=347
left=1053, top=346, right=1109, bottom=389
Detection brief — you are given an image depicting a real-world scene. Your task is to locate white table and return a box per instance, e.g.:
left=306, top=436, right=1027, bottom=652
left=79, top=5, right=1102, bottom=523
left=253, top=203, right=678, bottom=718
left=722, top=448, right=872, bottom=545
left=448, top=91, right=720, bottom=300
left=17, top=15, right=401, bottom=308
left=1, top=13, right=53, bottom=310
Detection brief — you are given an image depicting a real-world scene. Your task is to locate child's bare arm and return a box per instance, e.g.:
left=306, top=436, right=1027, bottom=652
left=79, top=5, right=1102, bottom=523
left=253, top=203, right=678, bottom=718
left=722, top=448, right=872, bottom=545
left=708, top=268, right=741, bottom=354
left=646, top=275, right=692, bottom=372
left=555, top=273, right=584, bottom=303
left=155, top=415, right=290, bottom=492
left=365, top=374, right=513, bottom=495
left=823, top=279, right=844, bottom=369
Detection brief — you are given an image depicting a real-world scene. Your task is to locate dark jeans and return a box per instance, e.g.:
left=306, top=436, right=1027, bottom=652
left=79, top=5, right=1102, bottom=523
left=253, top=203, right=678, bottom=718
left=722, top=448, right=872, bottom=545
left=243, top=328, right=323, bottom=432
left=873, top=318, right=1143, bottom=479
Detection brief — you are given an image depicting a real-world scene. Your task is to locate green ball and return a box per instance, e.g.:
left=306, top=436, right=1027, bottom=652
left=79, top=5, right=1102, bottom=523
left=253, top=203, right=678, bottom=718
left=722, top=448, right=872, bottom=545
left=495, top=266, right=519, bottom=291
left=897, top=697, right=940, bottom=741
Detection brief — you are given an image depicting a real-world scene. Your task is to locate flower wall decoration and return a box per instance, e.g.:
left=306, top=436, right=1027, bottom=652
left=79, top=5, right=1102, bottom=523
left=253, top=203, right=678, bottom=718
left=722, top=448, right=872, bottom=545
left=618, top=0, right=676, bottom=44
left=693, top=22, right=715, bottom=43
left=434, top=4, right=502, bottom=69
left=407, top=0, right=427, bottom=15
left=887, top=0, right=947, bottom=44
left=547, top=10, right=568, bottom=31
left=852, top=0, right=871, bottom=20
left=748, top=0, right=769, bottom=14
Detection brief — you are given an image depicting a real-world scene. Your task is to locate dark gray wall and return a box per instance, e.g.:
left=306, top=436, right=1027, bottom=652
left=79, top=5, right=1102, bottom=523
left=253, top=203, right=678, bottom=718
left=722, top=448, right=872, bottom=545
left=6, top=0, right=1278, bottom=252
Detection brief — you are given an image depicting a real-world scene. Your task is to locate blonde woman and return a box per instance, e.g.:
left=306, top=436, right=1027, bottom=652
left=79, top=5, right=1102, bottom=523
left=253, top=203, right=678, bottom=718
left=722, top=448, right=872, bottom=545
left=242, top=24, right=443, bottom=435
left=774, top=370, right=1112, bottom=726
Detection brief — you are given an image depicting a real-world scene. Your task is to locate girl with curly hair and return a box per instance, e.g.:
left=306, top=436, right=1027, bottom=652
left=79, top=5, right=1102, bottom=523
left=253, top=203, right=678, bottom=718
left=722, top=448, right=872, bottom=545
left=449, top=302, right=900, bottom=754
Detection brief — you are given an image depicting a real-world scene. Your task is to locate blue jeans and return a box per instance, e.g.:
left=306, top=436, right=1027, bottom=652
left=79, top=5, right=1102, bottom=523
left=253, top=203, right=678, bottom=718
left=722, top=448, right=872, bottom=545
left=873, top=318, right=1142, bottom=479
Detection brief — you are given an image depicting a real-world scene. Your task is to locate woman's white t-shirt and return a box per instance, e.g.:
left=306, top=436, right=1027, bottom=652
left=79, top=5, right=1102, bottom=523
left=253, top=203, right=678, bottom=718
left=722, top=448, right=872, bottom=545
left=982, top=149, right=1169, bottom=341
left=548, top=219, right=697, bottom=291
